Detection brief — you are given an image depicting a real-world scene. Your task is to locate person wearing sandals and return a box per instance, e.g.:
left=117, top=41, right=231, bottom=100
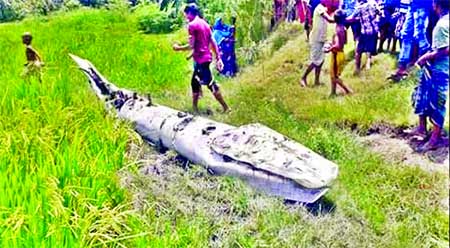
left=410, top=0, right=448, bottom=152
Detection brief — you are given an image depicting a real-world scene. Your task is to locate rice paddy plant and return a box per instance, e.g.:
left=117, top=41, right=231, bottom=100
left=0, top=8, right=189, bottom=247
left=0, top=4, right=448, bottom=248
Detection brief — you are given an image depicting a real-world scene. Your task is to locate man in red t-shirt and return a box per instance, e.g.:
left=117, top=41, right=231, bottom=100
left=173, top=5, right=230, bottom=114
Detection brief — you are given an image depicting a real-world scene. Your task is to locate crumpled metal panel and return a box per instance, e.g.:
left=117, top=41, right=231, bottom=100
left=70, top=54, right=338, bottom=203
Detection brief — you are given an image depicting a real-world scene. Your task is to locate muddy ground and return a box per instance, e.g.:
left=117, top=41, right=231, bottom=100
left=356, top=123, right=449, bottom=174
left=355, top=123, right=449, bottom=214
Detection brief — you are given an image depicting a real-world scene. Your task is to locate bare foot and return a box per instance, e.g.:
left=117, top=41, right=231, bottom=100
left=222, top=107, right=232, bottom=114
left=328, top=93, right=337, bottom=98
left=365, top=58, right=371, bottom=70
left=193, top=107, right=200, bottom=115
left=300, top=78, right=307, bottom=87
left=416, top=138, right=444, bottom=153
left=404, top=127, right=427, bottom=139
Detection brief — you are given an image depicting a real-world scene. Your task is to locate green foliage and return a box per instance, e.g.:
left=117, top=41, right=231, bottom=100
left=78, top=0, right=109, bottom=7
left=134, top=3, right=182, bottom=34
left=193, top=0, right=272, bottom=47
left=305, top=127, right=350, bottom=161
left=1, top=5, right=448, bottom=248
left=0, top=0, right=80, bottom=22
left=0, top=9, right=188, bottom=247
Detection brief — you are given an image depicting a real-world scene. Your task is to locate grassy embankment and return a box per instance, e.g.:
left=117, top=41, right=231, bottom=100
left=0, top=9, right=448, bottom=247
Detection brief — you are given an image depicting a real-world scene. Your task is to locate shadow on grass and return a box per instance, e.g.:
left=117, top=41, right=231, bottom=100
left=285, top=196, right=336, bottom=216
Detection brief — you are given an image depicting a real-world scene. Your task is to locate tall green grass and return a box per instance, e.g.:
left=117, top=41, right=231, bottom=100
left=0, top=9, right=189, bottom=247
left=0, top=8, right=448, bottom=248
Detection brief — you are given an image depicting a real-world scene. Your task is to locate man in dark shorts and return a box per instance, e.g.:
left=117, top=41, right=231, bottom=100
left=347, top=0, right=381, bottom=74
left=173, top=5, right=230, bottom=114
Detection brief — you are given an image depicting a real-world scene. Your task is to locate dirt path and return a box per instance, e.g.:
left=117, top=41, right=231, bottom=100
left=356, top=124, right=449, bottom=174
left=355, top=124, right=449, bottom=214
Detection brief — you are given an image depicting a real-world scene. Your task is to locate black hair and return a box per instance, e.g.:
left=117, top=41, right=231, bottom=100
left=334, top=9, right=347, bottom=25
left=434, top=0, right=449, bottom=12
left=184, top=4, right=199, bottom=16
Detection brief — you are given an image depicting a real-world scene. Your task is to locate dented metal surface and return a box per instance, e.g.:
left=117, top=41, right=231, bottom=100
left=70, top=54, right=339, bottom=203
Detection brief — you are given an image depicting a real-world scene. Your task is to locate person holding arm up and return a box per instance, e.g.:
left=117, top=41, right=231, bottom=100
left=173, top=5, right=230, bottom=114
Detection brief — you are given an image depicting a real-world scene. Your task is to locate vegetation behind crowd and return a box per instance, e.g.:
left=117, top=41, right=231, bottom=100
left=1, top=0, right=272, bottom=63
left=0, top=2, right=448, bottom=247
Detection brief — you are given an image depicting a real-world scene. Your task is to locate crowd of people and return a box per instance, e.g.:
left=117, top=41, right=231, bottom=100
left=21, top=1, right=448, bottom=152
left=276, top=0, right=449, bottom=151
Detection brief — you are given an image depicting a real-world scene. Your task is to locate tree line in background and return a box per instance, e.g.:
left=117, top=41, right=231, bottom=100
left=140, top=0, right=273, bottom=63
left=0, top=0, right=272, bottom=63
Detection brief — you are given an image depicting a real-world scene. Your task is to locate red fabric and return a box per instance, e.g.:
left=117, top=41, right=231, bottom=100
left=296, top=0, right=308, bottom=23
left=323, top=0, right=340, bottom=14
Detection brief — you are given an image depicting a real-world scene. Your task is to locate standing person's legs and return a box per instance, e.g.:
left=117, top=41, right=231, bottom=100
left=335, top=51, right=352, bottom=94
left=199, top=62, right=230, bottom=112
left=191, top=74, right=202, bottom=113
left=312, top=42, right=325, bottom=86
left=413, top=8, right=430, bottom=57
left=424, top=71, right=449, bottom=148
left=330, top=52, right=338, bottom=95
left=355, top=34, right=367, bottom=75
left=302, top=42, right=324, bottom=86
left=355, top=52, right=362, bottom=75
left=366, top=33, right=378, bottom=70
left=409, top=70, right=431, bottom=139
left=212, top=89, right=229, bottom=113
left=365, top=53, right=372, bottom=70
left=351, top=22, right=361, bottom=49
left=390, top=37, right=397, bottom=54
left=397, top=9, right=414, bottom=75
left=336, top=78, right=352, bottom=94
left=378, top=22, right=388, bottom=52
left=314, top=62, right=324, bottom=86
left=301, top=63, right=315, bottom=86
left=191, top=69, right=202, bottom=113
left=304, top=21, right=311, bottom=41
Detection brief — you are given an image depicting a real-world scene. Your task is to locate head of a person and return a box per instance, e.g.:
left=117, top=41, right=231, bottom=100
left=321, top=0, right=339, bottom=14
left=433, top=0, right=449, bottom=15
left=334, top=9, right=347, bottom=25
left=184, top=4, right=199, bottom=22
left=22, top=32, right=32, bottom=45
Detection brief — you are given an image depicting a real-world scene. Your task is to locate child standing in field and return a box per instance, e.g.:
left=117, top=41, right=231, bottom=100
left=21, top=32, right=43, bottom=82
left=325, top=9, right=353, bottom=96
left=300, top=0, right=334, bottom=87
left=410, top=0, right=449, bottom=152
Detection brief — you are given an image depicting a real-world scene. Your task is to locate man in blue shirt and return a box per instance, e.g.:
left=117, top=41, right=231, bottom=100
left=342, top=0, right=361, bottom=42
